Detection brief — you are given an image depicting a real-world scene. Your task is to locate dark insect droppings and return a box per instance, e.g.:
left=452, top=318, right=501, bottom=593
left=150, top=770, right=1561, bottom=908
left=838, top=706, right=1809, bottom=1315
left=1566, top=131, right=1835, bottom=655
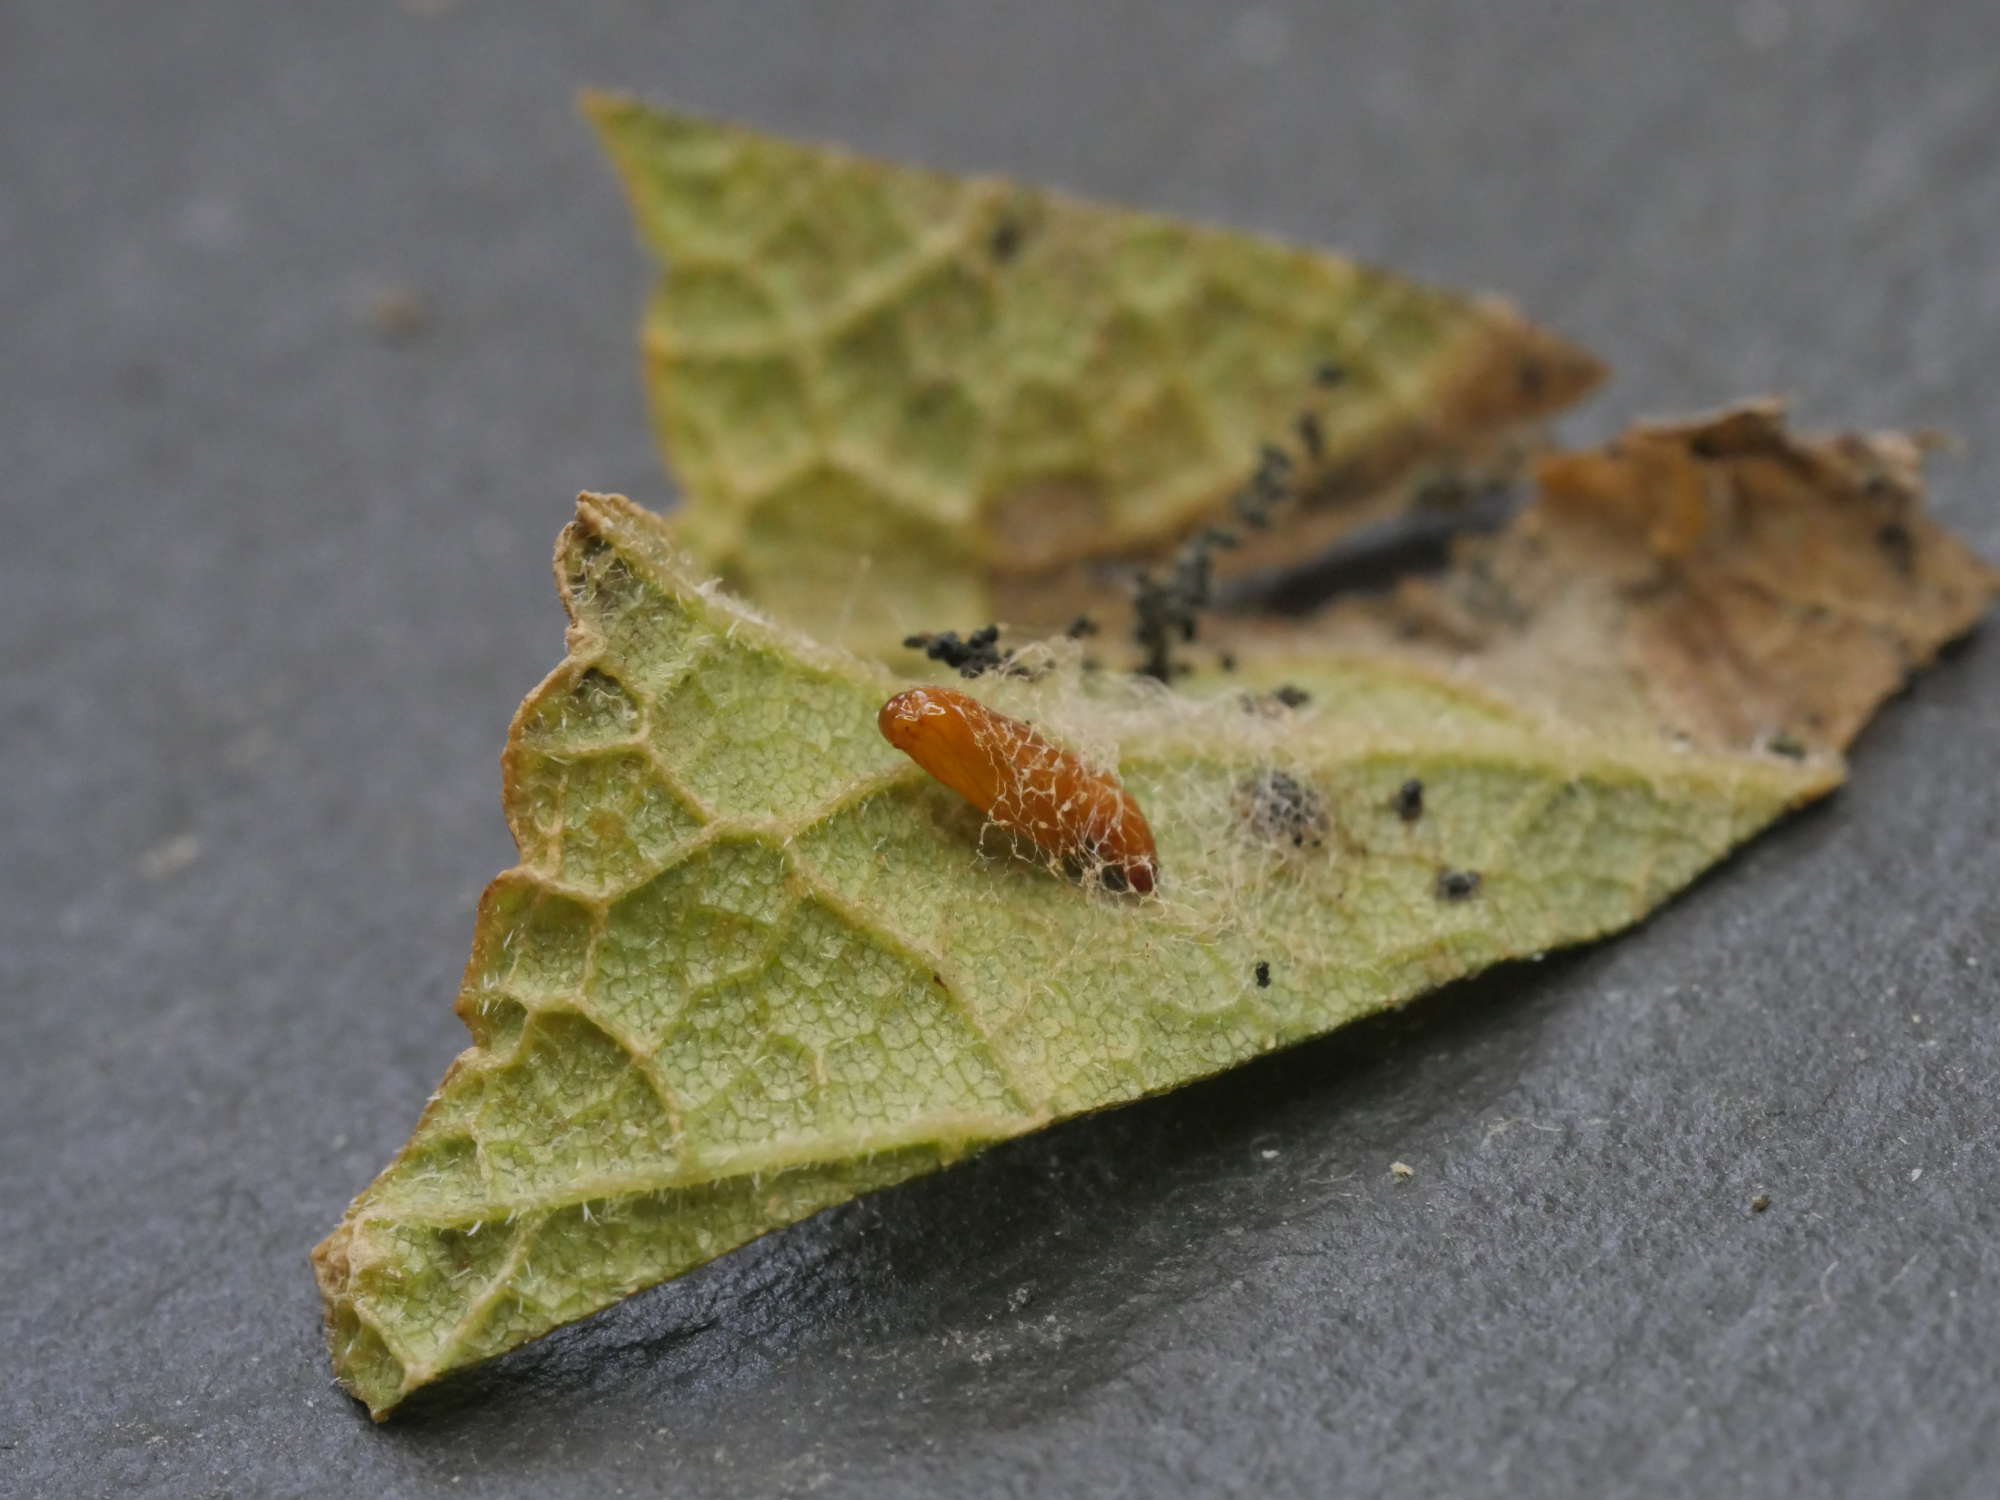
left=1295, top=410, right=1325, bottom=463
left=1238, top=768, right=1329, bottom=849
left=901, top=624, right=1022, bottom=678
left=1876, top=521, right=1915, bottom=576
left=1436, top=868, right=1482, bottom=901
left=1131, top=363, right=1349, bottom=677
left=1394, top=778, right=1424, bottom=822
left=1254, top=960, right=1271, bottom=988
left=989, top=215, right=1023, bottom=263
left=1273, top=684, right=1311, bottom=709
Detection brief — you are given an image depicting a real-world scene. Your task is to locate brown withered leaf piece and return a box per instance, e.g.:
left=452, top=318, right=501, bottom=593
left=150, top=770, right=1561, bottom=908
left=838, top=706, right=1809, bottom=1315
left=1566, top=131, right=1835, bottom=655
left=1231, top=401, right=1998, bottom=760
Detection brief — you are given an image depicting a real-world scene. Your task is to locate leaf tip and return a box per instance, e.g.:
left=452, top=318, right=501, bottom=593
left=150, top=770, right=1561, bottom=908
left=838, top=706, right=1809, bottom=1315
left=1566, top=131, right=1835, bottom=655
left=575, top=86, right=650, bottom=142
left=311, top=1222, right=418, bottom=1421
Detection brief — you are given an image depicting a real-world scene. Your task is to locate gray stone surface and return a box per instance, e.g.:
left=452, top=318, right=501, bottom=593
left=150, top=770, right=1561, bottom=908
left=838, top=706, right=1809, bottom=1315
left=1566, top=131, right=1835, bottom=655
left=4, top=3, right=1997, bottom=1496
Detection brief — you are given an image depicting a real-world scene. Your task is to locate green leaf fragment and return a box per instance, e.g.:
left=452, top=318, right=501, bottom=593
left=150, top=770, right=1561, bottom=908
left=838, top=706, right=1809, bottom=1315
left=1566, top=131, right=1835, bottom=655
left=585, top=94, right=1603, bottom=650
left=317, top=490, right=1851, bottom=1417
left=313, top=103, right=1997, bottom=1421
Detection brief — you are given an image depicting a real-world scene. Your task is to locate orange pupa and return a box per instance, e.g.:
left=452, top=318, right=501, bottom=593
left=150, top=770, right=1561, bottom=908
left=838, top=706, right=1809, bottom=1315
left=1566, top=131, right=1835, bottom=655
left=877, top=686, right=1159, bottom=894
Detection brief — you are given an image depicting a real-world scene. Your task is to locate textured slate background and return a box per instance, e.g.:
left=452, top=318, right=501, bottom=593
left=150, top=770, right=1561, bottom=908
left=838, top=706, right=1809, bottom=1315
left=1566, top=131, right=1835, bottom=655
left=5, top=3, right=1997, bottom=1496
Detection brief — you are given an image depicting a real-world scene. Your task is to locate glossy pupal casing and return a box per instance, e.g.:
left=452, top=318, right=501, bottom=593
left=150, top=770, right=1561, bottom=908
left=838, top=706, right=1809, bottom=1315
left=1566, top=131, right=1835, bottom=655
left=877, top=686, right=1158, bottom=894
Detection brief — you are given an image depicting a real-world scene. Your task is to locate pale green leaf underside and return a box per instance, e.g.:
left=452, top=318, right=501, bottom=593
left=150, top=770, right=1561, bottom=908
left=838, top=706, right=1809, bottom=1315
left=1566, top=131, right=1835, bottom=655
left=585, top=95, right=1601, bottom=648
left=315, top=492, right=1828, bottom=1416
